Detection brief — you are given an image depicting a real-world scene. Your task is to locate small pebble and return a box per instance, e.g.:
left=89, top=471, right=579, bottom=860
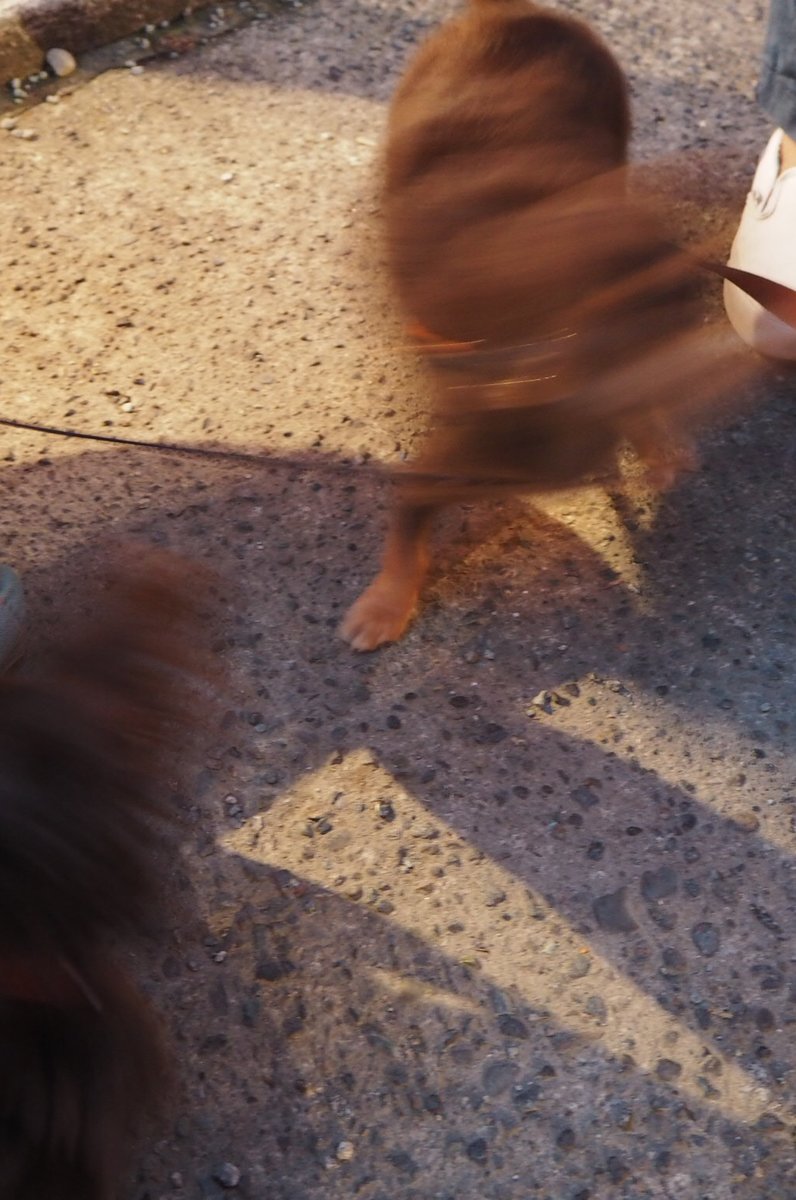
left=731, top=811, right=760, bottom=833
left=756, top=1113, right=786, bottom=1132
left=568, top=955, right=591, bottom=979
left=607, top=1155, right=628, bottom=1183
left=466, top=1137, right=488, bottom=1163
left=336, top=1141, right=355, bottom=1162
left=572, top=784, right=600, bottom=809
left=656, top=1058, right=682, bottom=1081
left=46, top=47, right=77, bottom=76
left=750, top=902, right=783, bottom=938
left=641, top=866, right=678, bottom=901
left=584, top=995, right=607, bottom=1023
left=482, top=1060, right=520, bottom=1096
left=593, top=886, right=637, bottom=933
left=660, top=946, right=688, bottom=976
left=497, top=1013, right=529, bottom=1039
left=691, top=922, right=720, bottom=957
left=610, top=1100, right=633, bottom=1129
left=556, top=1127, right=576, bottom=1150
left=212, top=1162, right=241, bottom=1188
left=513, top=1081, right=541, bottom=1108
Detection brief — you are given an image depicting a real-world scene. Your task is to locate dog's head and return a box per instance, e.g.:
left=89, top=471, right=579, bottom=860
left=0, top=550, right=214, bottom=1200
left=381, top=1, right=755, bottom=500
left=0, top=552, right=212, bottom=969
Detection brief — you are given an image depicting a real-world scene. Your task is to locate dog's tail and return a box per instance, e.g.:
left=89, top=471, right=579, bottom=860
left=0, top=551, right=214, bottom=1199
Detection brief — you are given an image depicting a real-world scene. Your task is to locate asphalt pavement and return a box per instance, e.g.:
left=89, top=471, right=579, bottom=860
left=2, top=2, right=796, bottom=1198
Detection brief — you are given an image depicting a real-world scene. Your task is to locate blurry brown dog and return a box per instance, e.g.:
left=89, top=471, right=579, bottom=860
left=0, top=555, right=209, bottom=1200
left=341, top=0, right=748, bottom=651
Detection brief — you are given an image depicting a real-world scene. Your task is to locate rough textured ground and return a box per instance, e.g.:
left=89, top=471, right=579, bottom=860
left=2, top=1, right=796, bottom=1197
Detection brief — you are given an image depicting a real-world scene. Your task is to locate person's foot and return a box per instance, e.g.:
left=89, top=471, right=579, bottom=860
left=724, top=129, right=796, bottom=358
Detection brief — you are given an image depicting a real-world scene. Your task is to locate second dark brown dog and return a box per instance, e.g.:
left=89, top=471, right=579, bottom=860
left=341, top=0, right=748, bottom=651
left=0, top=554, right=210, bottom=1200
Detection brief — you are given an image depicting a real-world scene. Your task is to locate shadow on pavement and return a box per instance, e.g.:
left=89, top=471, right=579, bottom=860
left=3, top=418, right=796, bottom=1196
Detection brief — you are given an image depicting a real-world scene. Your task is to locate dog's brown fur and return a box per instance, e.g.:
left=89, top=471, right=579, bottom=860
left=341, top=0, right=748, bottom=650
left=0, top=553, right=210, bottom=1200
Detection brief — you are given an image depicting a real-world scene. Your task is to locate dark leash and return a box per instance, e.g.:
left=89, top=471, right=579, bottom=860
left=0, top=415, right=489, bottom=488
left=0, top=415, right=354, bottom=473
left=0, top=264, right=793, bottom=482
left=703, top=260, right=796, bottom=329
left=408, top=262, right=796, bottom=379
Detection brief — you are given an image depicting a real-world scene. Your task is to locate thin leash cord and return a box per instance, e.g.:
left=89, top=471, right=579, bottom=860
left=0, top=266, right=788, bottom=483
left=0, top=415, right=391, bottom=478
left=0, top=414, right=490, bottom=488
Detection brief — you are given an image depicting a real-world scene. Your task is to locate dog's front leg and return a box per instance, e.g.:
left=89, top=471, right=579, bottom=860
left=340, top=499, right=436, bottom=651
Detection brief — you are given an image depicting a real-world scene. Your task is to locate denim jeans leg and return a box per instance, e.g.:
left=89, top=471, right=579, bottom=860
left=758, top=0, right=796, bottom=136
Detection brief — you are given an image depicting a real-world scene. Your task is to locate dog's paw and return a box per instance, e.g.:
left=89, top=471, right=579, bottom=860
left=339, top=582, right=417, bottom=652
